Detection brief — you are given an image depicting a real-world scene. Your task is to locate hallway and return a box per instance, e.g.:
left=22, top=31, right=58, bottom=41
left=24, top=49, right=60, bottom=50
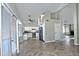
left=1, top=3, right=79, bottom=56
left=19, top=38, right=79, bottom=56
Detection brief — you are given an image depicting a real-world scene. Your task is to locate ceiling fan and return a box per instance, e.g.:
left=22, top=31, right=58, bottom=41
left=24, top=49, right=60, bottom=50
left=28, top=15, right=34, bottom=22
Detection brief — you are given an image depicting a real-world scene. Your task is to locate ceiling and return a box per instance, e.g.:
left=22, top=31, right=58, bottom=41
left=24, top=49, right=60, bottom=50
left=10, top=3, right=68, bottom=26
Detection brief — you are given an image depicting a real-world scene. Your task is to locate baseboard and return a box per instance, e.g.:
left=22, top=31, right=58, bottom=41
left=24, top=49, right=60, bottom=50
left=74, top=43, right=79, bottom=45
left=45, top=40, right=56, bottom=43
left=16, top=52, right=20, bottom=56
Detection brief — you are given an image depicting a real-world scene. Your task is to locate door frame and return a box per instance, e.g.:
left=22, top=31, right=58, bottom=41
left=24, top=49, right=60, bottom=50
left=16, top=20, right=19, bottom=55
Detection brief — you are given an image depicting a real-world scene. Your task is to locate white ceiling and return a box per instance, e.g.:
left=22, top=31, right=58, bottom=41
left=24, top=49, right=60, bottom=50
left=12, top=3, right=68, bottom=26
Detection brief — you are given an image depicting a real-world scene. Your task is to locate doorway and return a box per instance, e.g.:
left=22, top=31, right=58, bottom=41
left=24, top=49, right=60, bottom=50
left=63, top=24, right=74, bottom=42
left=63, top=24, right=74, bottom=36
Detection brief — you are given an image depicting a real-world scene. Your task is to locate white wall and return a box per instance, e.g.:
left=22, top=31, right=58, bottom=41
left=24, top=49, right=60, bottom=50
left=56, top=4, right=74, bottom=37
left=18, top=24, right=23, bottom=37
left=73, top=3, right=79, bottom=45
left=7, top=3, right=20, bottom=19
left=45, top=20, right=55, bottom=42
left=77, top=4, right=79, bottom=44
left=53, top=4, right=75, bottom=42
left=54, top=21, right=64, bottom=41
left=42, top=11, right=64, bottom=42
left=58, top=4, right=74, bottom=25
left=7, top=3, right=24, bottom=27
left=2, top=5, right=12, bottom=55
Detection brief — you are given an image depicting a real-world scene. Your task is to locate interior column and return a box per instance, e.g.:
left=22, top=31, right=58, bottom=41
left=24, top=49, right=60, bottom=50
left=74, top=3, right=79, bottom=45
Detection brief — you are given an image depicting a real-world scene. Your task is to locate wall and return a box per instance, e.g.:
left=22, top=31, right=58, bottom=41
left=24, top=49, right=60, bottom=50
left=7, top=3, right=24, bottom=27
left=18, top=24, right=24, bottom=42
left=54, top=20, right=64, bottom=41
left=43, top=11, right=64, bottom=42
left=73, top=3, right=79, bottom=45
left=18, top=24, right=23, bottom=37
left=56, top=4, right=74, bottom=38
left=57, top=4, right=74, bottom=25
left=11, top=15, right=17, bottom=55
left=45, top=20, right=55, bottom=42
left=2, top=5, right=12, bottom=55
left=0, top=3, right=1, bottom=48
left=7, top=3, right=20, bottom=19
left=77, top=4, right=79, bottom=44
